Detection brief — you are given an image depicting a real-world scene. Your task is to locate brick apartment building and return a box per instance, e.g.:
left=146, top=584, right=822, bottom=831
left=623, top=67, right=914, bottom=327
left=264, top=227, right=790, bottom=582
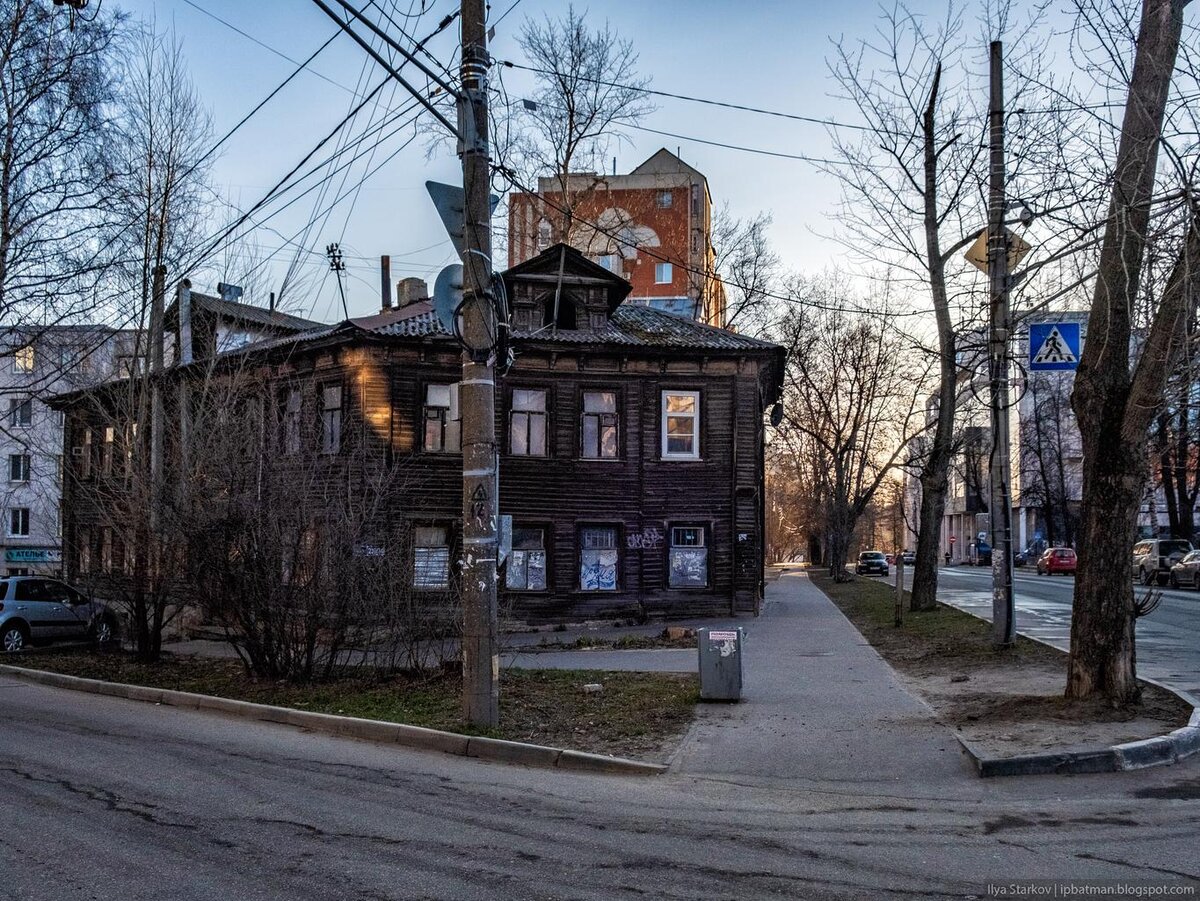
left=508, top=149, right=728, bottom=327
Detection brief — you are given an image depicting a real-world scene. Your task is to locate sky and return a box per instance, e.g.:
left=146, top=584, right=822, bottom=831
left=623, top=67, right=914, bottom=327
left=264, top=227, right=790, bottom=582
left=108, top=0, right=990, bottom=321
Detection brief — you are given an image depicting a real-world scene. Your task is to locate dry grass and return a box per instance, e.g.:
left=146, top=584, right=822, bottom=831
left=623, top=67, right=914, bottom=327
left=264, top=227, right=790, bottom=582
left=13, top=649, right=698, bottom=761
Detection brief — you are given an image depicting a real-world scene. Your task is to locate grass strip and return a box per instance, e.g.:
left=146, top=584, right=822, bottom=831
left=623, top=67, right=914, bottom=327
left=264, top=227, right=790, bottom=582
left=12, top=650, right=698, bottom=759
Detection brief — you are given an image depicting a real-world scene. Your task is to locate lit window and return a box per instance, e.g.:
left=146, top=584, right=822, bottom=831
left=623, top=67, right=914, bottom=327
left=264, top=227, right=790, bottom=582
left=668, top=526, right=708, bottom=588
left=9, top=454, right=30, bottom=483
left=661, top=390, right=700, bottom=459
left=8, top=398, right=32, bottom=428
left=13, top=345, right=34, bottom=373
left=506, top=527, right=547, bottom=591
left=581, top=391, right=618, bottom=459
left=424, top=384, right=460, bottom=453
left=656, top=190, right=673, bottom=209
left=8, top=508, right=30, bottom=537
left=510, top=389, right=547, bottom=456
left=579, top=526, right=618, bottom=591
left=321, top=384, right=342, bottom=454
left=655, top=262, right=673, bottom=284
left=413, top=526, right=450, bottom=590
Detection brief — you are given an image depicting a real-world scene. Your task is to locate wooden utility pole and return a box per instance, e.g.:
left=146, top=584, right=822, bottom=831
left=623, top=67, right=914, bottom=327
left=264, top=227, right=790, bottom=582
left=987, top=40, right=1015, bottom=647
left=458, top=0, right=499, bottom=726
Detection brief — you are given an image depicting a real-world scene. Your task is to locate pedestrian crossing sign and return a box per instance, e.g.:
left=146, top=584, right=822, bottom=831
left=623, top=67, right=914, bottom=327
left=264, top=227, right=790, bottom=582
left=1029, top=322, right=1081, bottom=371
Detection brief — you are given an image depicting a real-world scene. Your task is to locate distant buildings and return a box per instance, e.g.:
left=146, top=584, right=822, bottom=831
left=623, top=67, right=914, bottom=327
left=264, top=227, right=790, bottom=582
left=1, top=326, right=138, bottom=577
left=508, top=149, right=728, bottom=327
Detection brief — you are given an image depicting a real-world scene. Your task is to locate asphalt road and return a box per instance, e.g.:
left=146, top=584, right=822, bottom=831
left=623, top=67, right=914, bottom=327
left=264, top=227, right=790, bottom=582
left=3, top=675, right=1200, bottom=900
left=902, top=565, right=1200, bottom=700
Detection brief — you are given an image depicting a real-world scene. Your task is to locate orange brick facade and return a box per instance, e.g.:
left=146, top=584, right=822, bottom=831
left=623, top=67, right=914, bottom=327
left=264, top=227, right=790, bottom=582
left=508, top=149, right=727, bottom=327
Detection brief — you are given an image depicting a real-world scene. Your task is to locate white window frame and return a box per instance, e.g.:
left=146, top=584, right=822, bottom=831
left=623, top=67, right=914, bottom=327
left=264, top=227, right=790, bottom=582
left=8, top=507, right=30, bottom=538
left=661, top=390, right=701, bottom=460
left=654, top=262, right=673, bottom=284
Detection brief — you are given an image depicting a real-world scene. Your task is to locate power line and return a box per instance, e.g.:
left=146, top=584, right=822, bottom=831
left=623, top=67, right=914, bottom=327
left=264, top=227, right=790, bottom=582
left=180, top=0, right=357, bottom=95
left=499, top=59, right=877, bottom=132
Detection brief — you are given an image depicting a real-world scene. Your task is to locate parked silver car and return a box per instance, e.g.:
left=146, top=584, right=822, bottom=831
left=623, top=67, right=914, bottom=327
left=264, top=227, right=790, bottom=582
left=1169, top=550, right=1200, bottom=590
left=0, top=577, right=118, bottom=653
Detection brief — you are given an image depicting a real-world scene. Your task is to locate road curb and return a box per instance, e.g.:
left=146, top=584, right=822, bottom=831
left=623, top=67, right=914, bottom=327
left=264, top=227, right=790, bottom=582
left=933, top=595, right=1200, bottom=777
left=0, top=663, right=667, bottom=777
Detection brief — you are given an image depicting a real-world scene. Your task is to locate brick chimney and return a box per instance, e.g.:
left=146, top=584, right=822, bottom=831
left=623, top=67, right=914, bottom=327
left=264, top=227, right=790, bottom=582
left=396, top=277, right=429, bottom=308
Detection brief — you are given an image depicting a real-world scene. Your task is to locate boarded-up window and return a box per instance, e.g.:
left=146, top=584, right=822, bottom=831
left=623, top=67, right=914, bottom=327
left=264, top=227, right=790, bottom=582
left=579, top=526, right=618, bottom=591
left=506, top=527, right=547, bottom=591
left=669, top=525, right=708, bottom=588
left=413, top=526, right=450, bottom=590
left=581, top=391, right=618, bottom=459
left=424, top=385, right=460, bottom=453
left=510, top=389, right=546, bottom=456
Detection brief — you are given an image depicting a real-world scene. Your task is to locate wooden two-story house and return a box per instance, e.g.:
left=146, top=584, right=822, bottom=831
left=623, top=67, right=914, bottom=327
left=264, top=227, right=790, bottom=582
left=55, top=245, right=784, bottom=623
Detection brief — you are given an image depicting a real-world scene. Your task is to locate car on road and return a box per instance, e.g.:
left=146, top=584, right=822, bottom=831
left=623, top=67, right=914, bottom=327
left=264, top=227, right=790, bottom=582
left=901, top=551, right=915, bottom=565
left=1132, top=538, right=1193, bottom=586
left=1169, top=550, right=1200, bottom=589
left=856, top=550, right=890, bottom=577
left=0, top=576, right=119, bottom=653
left=1036, top=547, right=1077, bottom=576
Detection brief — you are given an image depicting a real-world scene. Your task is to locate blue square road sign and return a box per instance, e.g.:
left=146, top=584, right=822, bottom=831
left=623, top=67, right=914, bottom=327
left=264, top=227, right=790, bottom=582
left=1029, top=322, right=1081, bottom=371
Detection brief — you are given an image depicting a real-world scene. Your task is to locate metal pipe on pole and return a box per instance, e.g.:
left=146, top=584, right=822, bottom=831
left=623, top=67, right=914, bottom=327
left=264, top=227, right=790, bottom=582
left=458, top=0, right=500, bottom=726
left=987, top=40, right=1016, bottom=647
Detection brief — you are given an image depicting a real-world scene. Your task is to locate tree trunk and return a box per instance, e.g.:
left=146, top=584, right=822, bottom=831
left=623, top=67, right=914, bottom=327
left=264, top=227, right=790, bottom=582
left=1069, top=0, right=1187, bottom=705
left=910, top=62, right=955, bottom=613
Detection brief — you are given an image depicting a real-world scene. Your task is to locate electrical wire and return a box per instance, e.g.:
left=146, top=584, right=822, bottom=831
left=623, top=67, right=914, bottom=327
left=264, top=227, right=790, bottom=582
left=499, top=60, right=878, bottom=132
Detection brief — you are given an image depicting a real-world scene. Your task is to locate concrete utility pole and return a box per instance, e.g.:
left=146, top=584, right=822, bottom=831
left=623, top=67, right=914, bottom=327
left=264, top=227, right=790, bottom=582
left=458, top=0, right=499, bottom=726
left=987, top=40, right=1016, bottom=647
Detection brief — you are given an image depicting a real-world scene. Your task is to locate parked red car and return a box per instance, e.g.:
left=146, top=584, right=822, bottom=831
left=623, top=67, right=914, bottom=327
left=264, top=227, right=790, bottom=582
left=1036, top=547, right=1077, bottom=576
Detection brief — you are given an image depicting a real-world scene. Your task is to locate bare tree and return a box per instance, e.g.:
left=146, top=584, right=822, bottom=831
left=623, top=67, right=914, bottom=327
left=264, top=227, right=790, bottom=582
left=1020, top=373, right=1080, bottom=548
left=825, top=3, right=988, bottom=607
left=505, top=5, right=654, bottom=243
left=775, top=280, right=932, bottom=579
left=1068, top=0, right=1199, bottom=705
left=0, top=0, right=120, bottom=333
left=711, top=206, right=780, bottom=335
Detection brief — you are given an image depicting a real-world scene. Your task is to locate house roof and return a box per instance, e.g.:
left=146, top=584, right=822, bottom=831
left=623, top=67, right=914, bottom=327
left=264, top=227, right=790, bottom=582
left=629, top=147, right=707, bottom=184
left=503, top=243, right=632, bottom=312
left=166, top=291, right=322, bottom=333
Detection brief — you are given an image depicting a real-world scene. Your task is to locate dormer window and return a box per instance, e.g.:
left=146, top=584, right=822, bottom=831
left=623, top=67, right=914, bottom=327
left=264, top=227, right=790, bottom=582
left=542, top=294, right=577, bottom=330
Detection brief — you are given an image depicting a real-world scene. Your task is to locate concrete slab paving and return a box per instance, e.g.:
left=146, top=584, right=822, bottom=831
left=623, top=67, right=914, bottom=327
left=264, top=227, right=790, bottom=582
left=671, top=568, right=974, bottom=785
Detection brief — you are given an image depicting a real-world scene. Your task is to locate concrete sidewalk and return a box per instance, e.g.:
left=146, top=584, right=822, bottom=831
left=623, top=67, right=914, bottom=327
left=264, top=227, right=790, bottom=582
left=670, top=568, right=973, bottom=785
